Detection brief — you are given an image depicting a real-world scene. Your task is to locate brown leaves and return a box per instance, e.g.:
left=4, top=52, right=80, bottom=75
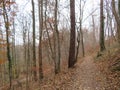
left=0, top=50, right=7, bottom=64
left=0, top=58, right=7, bottom=64
left=0, top=36, right=7, bottom=65
left=6, top=1, right=15, bottom=6
left=95, top=46, right=120, bottom=89
left=31, top=66, right=39, bottom=72
left=0, top=0, right=15, bottom=7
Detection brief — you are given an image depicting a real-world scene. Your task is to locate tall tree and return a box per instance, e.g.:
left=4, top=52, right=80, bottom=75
left=54, top=0, right=61, bottom=74
left=2, top=1, right=12, bottom=89
left=26, top=20, right=31, bottom=89
left=118, top=0, right=120, bottom=45
left=100, top=0, right=105, bottom=52
left=68, top=0, right=76, bottom=68
left=79, top=0, right=85, bottom=57
left=22, top=18, right=27, bottom=82
left=118, top=0, right=120, bottom=15
left=38, top=0, right=43, bottom=80
left=75, top=0, right=86, bottom=62
left=31, top=0, right=37, bottom=81
left=111, top=0, right=120, bottom=45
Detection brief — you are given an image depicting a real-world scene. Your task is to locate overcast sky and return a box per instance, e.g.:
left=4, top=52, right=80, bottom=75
left=14, top=0, right=100, bottom=44
left=15, top=0, right=100, bottom=27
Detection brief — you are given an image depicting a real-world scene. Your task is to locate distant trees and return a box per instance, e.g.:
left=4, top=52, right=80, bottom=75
left=68, top=0, right=76, bottom=68
left=76, top=0, right=86, bottom=62
left=79, top=0, right=85, bottom=57
left=3, top=3, right=12, bottom=89
left=2, top=1, right=16, bottom=89
left=1, top=0, right=120, bottom=89
left=112, top=0, right=120, bottom=45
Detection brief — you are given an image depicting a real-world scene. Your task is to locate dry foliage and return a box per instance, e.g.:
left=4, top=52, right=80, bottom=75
left=95, top=45, right=120, bottom=90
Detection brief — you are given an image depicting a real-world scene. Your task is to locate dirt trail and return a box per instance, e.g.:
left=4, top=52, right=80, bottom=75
left=45, top=56, right=110, bottom=90
left=1, top=56, right=109, bottom=90
left=71, top=56, right=107, bottom=90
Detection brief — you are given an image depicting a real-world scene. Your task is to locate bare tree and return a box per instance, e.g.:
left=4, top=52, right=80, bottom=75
left=100, top=0, right=106, bottom=52
left=38, top=0, right=43, bottom=80
left=54, top=0, right=61, bottom=74
left=2, top=1, right=12, bottom=89
left=76, top=0, right=86, bottom=62
left=26, top=20, right=31, bottom=90
left=31, top=0, right=37, bottom=81
left=79, top=0, right=85, bottom=57
left=112, top=0, right=120, bottom=45
left=68, top=0, right=76, bottom=68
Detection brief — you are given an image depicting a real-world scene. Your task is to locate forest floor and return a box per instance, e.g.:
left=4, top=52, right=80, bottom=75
left=1, top=47, right=120, bottom=90
left=37, top=51, right=120, bottom=90
left=54, top=55, right=109, bottom=90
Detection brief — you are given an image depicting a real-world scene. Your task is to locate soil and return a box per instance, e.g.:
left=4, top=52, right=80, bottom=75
left=39, top=55, right=110, bottom=90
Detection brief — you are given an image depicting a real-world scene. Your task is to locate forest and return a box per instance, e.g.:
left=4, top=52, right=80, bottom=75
left=0, top=0, right=120, bottom=90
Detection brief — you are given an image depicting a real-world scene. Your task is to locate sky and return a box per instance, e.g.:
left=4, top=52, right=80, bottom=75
left=15, top=0, right=100, bottom=27
left=14, top=0, right=100, bottom=44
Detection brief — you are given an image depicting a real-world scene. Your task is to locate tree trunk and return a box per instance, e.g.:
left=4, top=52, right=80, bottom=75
left=44, top=0, right=54, bottom=64
left=2, top=1, right=12, bottom=89
left=100, top=0, right=105, bottom=52
left=75, top=27, right=80, bottom=62
left=80, top=0, right=85, bottom=57
left=38, top=0, right=43, bottom=80
left=26, top=26, right=30, bottom=90
left=80, top=20, right=85, bottom=57
left=118, top=0, right=120, bottom=45
left=54, top=0, right=61, bottom=74
left=75, top=0, right=85, bottom=62
left=31, top=0, right=37, bottom=81
left=68, top=0, right=76, bottom=68
left=111, top=0, right=120, bottom=45
left=12, top=21, right=17, bottom=79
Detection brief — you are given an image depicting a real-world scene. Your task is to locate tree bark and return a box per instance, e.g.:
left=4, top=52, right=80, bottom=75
left=111, top=0, right=120, bottom=45
left=54, top=0, right=61, bottom=74
left=2, top=1, right=12, bottom=89
left=68, top=0, right=76, bottom=68
left=38, top=0, right=43, bottom=80
left=26, top=24, right=30, bottom=89
left=100, top=0, right=106, bottom=52
left=31, top=0, right=37, bottom=81
left=75, top=27, right=80, bottom=62
left=118, top=0, right=120, bottom=45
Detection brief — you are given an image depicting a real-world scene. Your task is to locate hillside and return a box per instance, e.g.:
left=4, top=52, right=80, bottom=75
left=95, top=45, right=120, bottom=90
